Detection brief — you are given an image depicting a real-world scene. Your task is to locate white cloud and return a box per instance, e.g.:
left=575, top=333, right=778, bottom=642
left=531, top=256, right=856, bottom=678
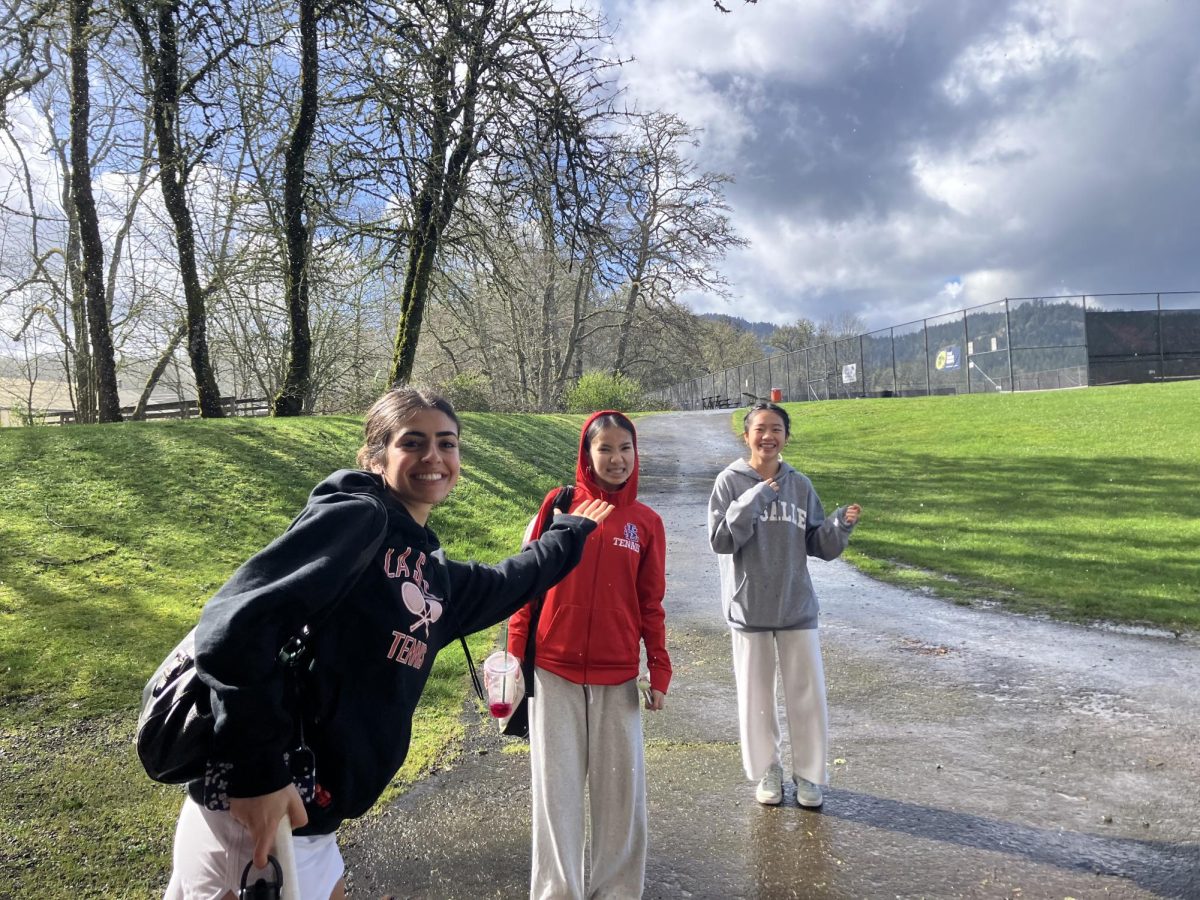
left=0, top=95, right=65, bottom=219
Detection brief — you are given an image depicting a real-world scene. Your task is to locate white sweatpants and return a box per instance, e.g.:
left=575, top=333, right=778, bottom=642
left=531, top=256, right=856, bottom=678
left=529, top=667, right=646, bottom=900
left=730, top=627, right=828, bottom=786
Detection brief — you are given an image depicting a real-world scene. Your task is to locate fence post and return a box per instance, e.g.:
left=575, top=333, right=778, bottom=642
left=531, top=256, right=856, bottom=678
left=824, top=343, right=831, bottom=399
left=1082, top=295, right=1091, bottom=386
left=923, top=320, right=931, bottom=396
left=859, top=334, right=866, bottom=398
left=1004, top=298, right=1014, bottom=391
left=890, top=326, right=898, bottom=395
left=963, top=311, right=972, bottom=395
left=1157, top=292, right=1166, bottom=381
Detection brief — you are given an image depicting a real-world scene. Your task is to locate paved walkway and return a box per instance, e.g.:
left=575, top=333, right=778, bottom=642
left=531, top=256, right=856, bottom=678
left=342, top=410, right=1200, bottom=899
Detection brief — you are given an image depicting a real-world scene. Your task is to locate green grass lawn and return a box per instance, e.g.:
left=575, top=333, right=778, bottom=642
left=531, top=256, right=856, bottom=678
left=768, top=380, right=1200, bottom=629
left=0, top=412, right=579, bottom=899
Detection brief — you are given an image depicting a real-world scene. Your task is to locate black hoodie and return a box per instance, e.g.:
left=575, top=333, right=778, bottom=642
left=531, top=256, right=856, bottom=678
left=189, top=468, right=595, bottom=835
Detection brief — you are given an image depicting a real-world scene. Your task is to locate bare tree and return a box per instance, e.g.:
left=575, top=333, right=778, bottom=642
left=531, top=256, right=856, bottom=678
left=272, top=0, right=318, bottom=416
left=118, top=0, right=244, bottom=417
left=326, top=0, right=616, bottom=387
left=69, top=0, right=122, bottom=420
left=698, top=316, right=763, bottom=371
left=816, top=311, right=867, bottom=343
left=768, top=318, right=818, bottom=353
left=2, top=0, right=151, bottom=422
left=609, top=111, right=746, bottom=376
left=0, top=0, right=55, bottom=116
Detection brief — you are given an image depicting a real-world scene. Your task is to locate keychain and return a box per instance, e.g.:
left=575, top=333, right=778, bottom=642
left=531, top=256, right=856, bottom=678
left=239, top=856, right=283, bottom=899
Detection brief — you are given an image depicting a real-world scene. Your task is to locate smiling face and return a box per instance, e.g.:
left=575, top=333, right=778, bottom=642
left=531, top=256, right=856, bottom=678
left=370, top=408, right=460, bottom=524
left=587, top=424, right=636, bottom=492
left=744, top=408, right=789, bottom=474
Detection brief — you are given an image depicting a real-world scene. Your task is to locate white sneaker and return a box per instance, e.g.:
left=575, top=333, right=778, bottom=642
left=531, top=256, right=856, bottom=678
left=755, top=763, right=784, bottom=805
left=793, top=775, right=824, bottom=808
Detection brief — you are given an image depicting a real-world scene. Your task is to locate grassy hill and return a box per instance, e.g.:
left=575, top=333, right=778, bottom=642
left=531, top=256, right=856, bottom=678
left=772, top=380, right=1200, bottom=630
left=0, top=411, right=580, bottom=898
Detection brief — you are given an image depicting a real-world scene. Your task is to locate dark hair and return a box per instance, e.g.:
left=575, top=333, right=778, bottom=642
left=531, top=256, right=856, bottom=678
left=743, top=402, right=790, bottom=436
left=584, top=412, right=637, bottom=452
left=357, top=386, right=460, bottom=470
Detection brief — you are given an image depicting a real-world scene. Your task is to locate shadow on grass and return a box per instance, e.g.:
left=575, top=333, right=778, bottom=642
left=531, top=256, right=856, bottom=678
left=0, top=414, right=584, bottom=717
left=811, top=451, right=1200, bottom=626
left=821, top=788, right=1200, bottom=898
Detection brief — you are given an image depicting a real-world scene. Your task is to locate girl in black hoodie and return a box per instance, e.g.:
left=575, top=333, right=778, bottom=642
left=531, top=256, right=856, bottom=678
left=164, top=387, right=612, bottom=900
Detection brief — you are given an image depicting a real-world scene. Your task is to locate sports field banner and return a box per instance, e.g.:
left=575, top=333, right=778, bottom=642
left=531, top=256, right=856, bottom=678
left=935, top=345, right=961, bottom=371
left=841, top=363, right=857, bottom=383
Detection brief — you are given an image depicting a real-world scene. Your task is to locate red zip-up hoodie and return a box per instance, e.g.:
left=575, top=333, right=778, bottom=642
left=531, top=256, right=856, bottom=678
left=508, top=410, right=672, bottom=694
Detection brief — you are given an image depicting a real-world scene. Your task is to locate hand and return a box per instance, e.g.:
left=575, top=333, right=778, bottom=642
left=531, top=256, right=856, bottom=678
left=229, top=783, right=308, bottom=870
left=646, top=689, right=667, bottom=712
left=561, top=498, right=615, bottom=525
left=766, top=479, right=779, bottom=493
left=843, top=504, right=861, bottom=526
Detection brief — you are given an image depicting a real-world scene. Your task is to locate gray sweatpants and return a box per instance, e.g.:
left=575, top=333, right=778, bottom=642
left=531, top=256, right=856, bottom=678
left=529, top=667, right=646, bottom=900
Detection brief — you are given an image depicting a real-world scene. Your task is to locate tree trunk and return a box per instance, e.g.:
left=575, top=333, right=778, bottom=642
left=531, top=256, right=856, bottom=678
left=555, top=256, right=593, bottom=394
left=538, top=270, right=555, bottom=410
left=613, top=277, right=643, bottom=377
left=130, top=323, right=187, bottom=419
left=125, top=0, right=225, bottom=417
left=390, top=198, right=441, bottom=386
left=69, top=0, right=122, bottom=422
left=613, top=221, right=652, bottom=376
left=272, top=0, right=317, bottom=416
left=64, top=191, right=96, bottom=424
left=389, top=10, right=487, bottom=386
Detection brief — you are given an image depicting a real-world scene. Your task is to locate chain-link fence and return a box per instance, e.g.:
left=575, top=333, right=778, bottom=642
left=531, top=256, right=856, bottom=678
left=654, top=291, right=1199, bottom=409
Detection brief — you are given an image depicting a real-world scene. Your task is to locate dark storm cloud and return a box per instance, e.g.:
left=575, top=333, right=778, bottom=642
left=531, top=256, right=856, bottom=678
left=717, top=0, right=1030, bottom=222
left=605, top=0, right=1200, bottom=327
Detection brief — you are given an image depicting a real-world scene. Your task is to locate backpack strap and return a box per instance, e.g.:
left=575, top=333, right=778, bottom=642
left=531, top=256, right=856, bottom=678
left=520, top=485, right=574, bottom=697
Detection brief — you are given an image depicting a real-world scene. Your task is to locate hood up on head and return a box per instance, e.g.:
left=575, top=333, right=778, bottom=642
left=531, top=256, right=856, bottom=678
left=576, top=409, right=639, bottom=505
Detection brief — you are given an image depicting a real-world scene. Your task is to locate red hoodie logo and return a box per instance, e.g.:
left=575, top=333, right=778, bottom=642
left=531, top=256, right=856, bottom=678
left=613, top=522, right=641, bottom=552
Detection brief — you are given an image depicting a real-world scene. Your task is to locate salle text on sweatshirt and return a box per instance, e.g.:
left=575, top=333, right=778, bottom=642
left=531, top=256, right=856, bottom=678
left=708, top=458, right=854, bottom=631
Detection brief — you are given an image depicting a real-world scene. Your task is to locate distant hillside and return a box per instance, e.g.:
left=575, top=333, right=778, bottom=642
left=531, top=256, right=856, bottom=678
left=700, top=313, right=778, bottom=341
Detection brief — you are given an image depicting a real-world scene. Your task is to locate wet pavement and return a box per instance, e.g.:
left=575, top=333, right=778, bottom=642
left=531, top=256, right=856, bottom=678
left=341, top=410, right=1200, bottom=899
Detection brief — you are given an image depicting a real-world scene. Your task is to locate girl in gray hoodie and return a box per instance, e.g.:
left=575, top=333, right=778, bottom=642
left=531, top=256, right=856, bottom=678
left=708, top=402, right=861, bottom=808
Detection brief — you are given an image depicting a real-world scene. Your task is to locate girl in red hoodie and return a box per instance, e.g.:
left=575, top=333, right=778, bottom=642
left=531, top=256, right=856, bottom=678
left=508, top=410, right=672, bottom=900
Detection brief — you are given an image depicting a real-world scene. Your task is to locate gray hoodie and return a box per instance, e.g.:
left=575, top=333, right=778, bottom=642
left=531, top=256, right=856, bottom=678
left=709, top=458, right=854, bottom=631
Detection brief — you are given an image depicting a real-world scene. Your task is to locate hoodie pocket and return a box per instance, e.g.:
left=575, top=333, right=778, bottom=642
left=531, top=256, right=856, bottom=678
left=585, top=603, right=640, bottom=670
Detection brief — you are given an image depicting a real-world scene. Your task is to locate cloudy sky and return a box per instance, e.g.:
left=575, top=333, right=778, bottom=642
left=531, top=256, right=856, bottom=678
left=597, top=0, right=1200, bottom=330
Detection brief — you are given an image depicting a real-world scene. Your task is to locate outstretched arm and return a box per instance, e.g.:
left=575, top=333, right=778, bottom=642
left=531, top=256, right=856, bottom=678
left=447, top=502, right=614, bottom=635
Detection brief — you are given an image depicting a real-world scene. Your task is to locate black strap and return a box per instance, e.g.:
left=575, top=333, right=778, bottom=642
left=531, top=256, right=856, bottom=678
left=437, top=589, right=485, bottom=703
left=459, top=632, right=484, bottom=703
left=450, top=484, right=575, bottom=707
left=520, top=485, right=574, bottom=697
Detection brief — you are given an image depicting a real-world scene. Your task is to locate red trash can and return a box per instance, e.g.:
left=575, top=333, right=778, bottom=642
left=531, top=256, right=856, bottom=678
left=769, top=387, right=783, bottom=403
